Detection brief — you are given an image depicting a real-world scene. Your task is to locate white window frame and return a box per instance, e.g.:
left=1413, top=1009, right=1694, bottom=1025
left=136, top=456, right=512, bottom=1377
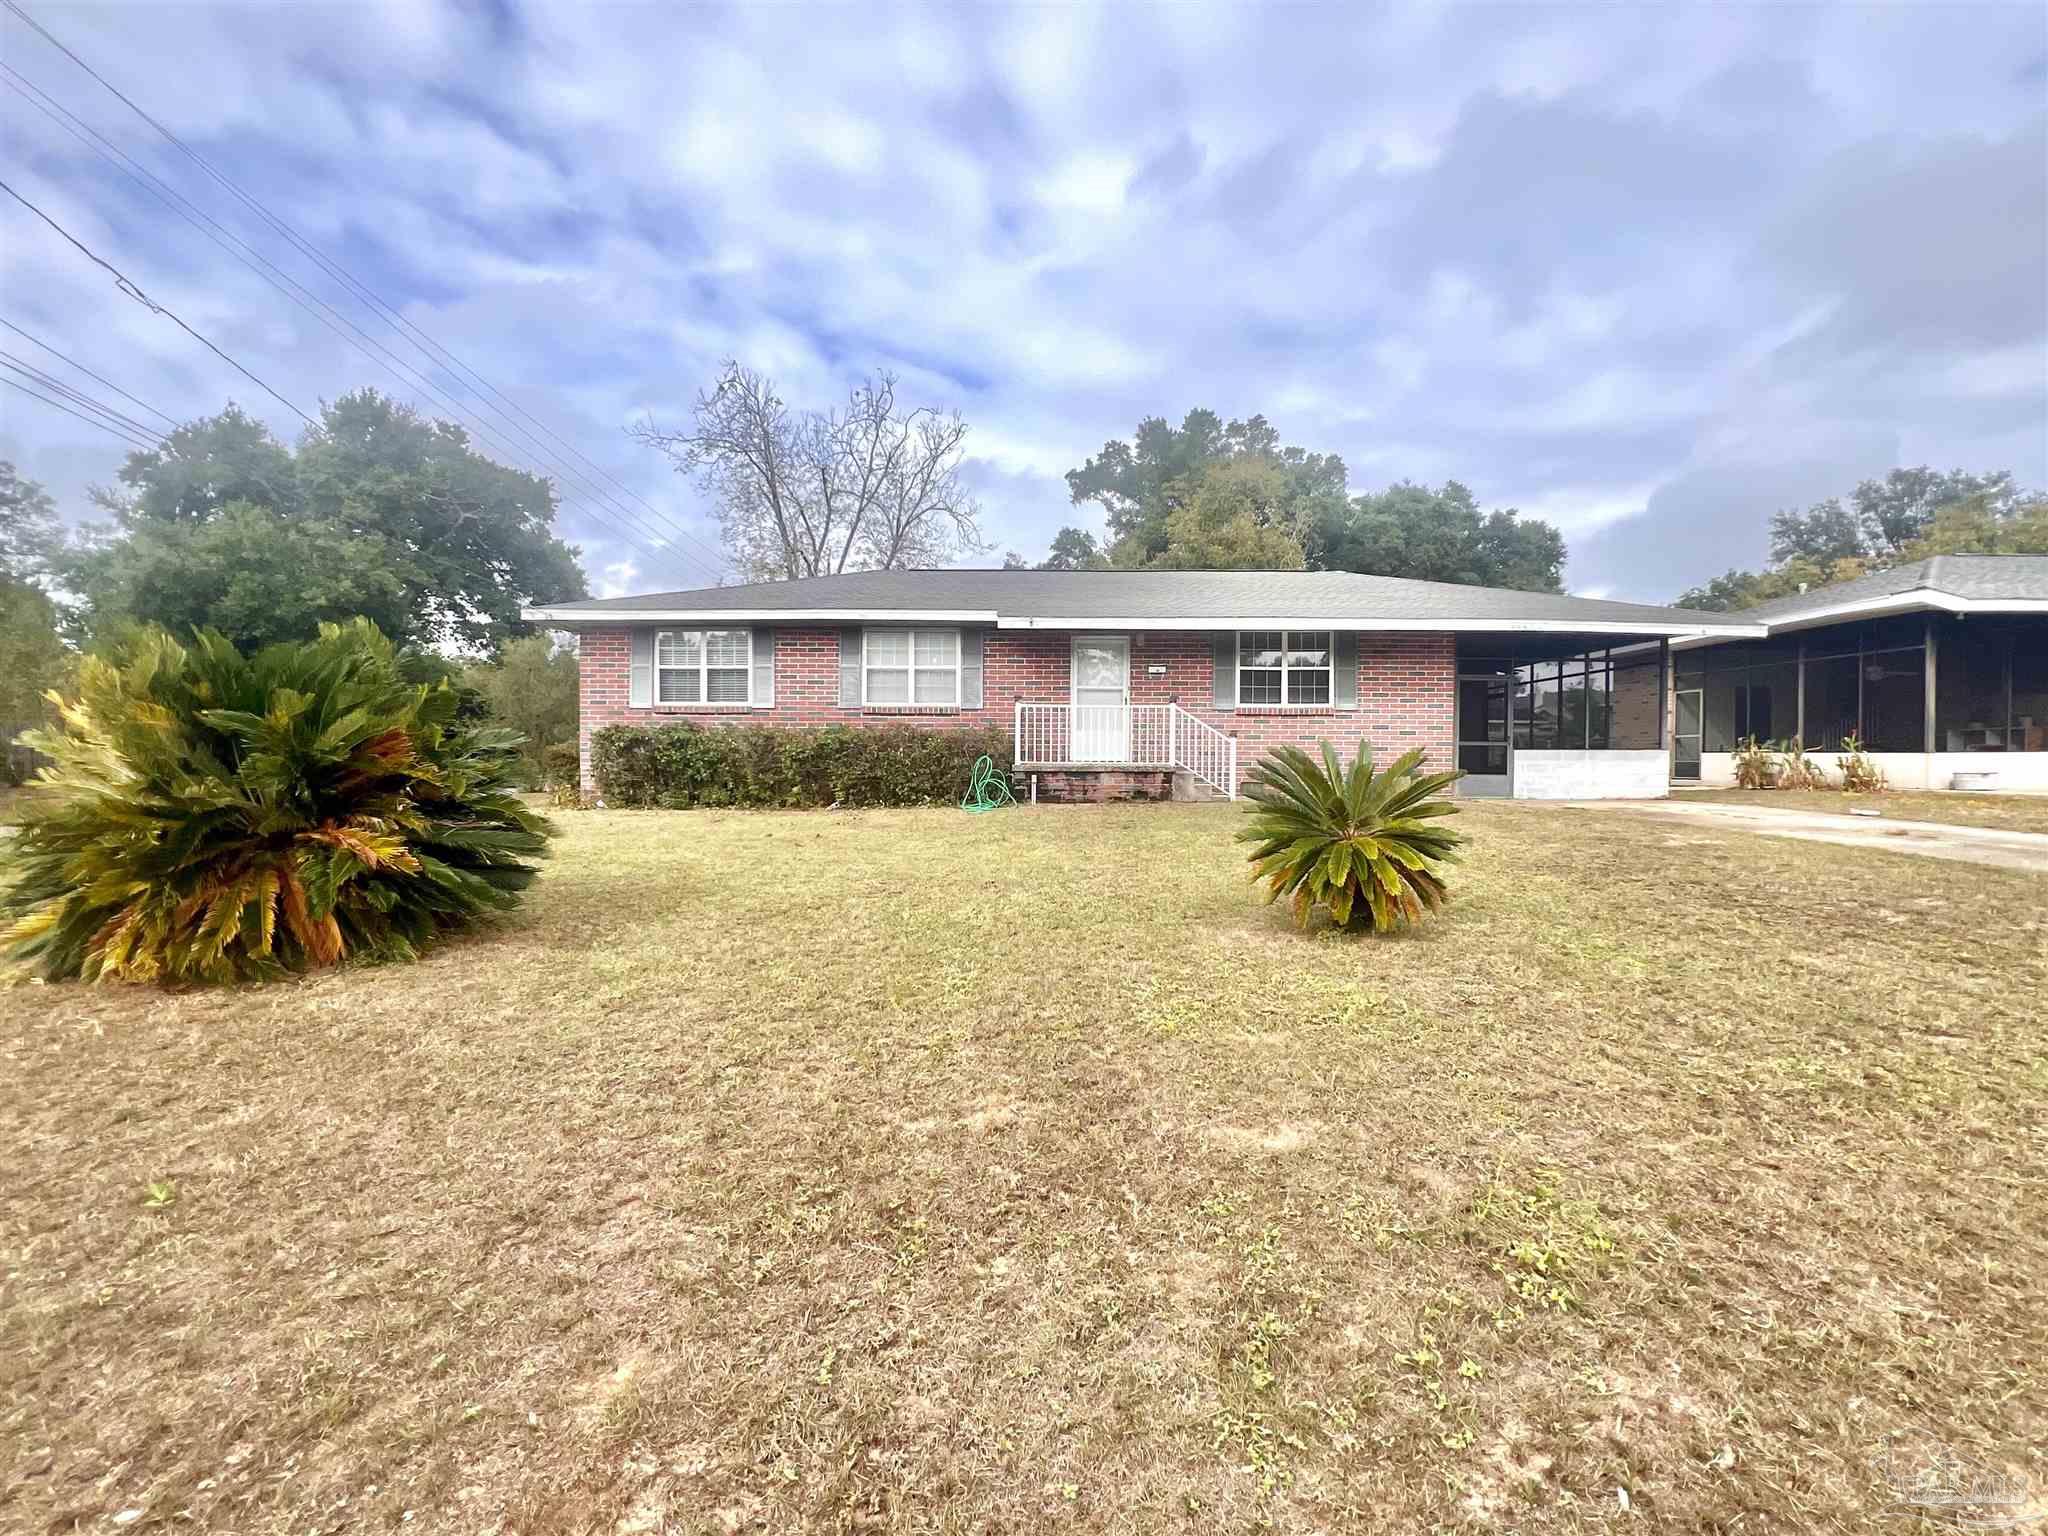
left=654, top=627, right=753, bottom=706
left=1237, top=629, right=1333, bottom=708
left=863, top=627, right=962, bottom=707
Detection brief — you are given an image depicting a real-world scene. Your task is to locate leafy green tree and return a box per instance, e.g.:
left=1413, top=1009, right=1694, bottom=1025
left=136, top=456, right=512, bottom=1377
left=462, top=634, right=579, bottom=785
left=1673, top=557, right=1863, bottom=612
left=1898, top=489, right=2048, bottom=558
left=1768, top=498, right=1867, bottom=567
left=1, top=462, right=71, bottom=765
left=1856, top=467, right=2014, bottom=555
left=1307, top=481, right=1565, bottom=592
left=2, top=460, right=61, bottom=579
left=1065, top=410, right=1561, bottom=586
left=1038, top=527, right=1109, bottom=570
left=1145, top=457, right=1306, bottom=569
left=61, top=501, right=410, bottom=654
left=60, top=392, right=588, bottom=655
left=1066, top=409, right=1346, bottom=567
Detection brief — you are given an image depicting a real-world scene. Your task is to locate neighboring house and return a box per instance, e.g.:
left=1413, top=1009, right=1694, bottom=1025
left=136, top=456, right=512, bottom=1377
left=526, top=569, right=1760, bottom=800
left=1670, top=554, right=2048, bottom=791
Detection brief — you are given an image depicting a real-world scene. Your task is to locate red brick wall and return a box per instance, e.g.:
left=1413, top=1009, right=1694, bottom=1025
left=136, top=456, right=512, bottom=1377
left=572, top=625, right=1455, bottom=796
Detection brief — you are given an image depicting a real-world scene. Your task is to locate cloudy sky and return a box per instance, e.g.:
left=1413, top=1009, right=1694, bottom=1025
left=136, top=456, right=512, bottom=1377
left=1, top=1, right=2043, bottom=602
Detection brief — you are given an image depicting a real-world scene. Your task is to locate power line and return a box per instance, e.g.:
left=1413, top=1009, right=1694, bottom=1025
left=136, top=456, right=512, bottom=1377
left=0, top=174, right=314, bottom=426
left=0, top=119, right=704, bottom=595
left=0, top=350, right=167, bottom=443
left=1, top=0, right=734, bottom=588
left=0, top=312, right=179, bottom=427
left=1, top=374, right=159, bottom=450
left=0, top=65, right=719, bottom=589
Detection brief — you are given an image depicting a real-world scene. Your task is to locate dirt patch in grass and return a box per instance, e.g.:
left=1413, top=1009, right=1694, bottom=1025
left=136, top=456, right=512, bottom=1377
left=3, top=803, right=2044, bottom=1532
left=1675, top=784, right=2048, bottom=834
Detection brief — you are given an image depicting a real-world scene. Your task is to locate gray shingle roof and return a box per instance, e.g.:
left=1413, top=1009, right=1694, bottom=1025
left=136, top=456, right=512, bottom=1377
left=525, top=568, right=1759, bottom=632
left=1732, top=554, right=2048, bottom=622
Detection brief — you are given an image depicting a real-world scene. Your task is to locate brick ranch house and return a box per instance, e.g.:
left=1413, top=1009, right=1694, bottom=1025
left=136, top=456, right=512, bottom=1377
left=523, top=569, right=1764, bottom=801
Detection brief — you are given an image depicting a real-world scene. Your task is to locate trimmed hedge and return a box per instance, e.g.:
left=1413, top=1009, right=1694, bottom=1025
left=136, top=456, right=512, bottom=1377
left=590, top=722, right=1013, bottom=809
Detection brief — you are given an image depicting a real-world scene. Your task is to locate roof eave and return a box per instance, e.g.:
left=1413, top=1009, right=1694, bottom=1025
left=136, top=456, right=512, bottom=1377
left=523, top=604, right=1762, bottom=638
left=1679, top=588, right=2048, bottom=642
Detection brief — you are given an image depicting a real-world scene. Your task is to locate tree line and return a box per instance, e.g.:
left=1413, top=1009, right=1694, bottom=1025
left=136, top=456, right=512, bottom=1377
left=1, top=389, right=585, bottom=786
left=1674, top=467, right=2047, bottom=610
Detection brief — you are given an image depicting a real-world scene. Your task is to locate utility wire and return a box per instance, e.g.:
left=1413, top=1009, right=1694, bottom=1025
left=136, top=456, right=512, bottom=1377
left=0, top=350, right=167, bottom=443
left=2, top=374, right=159, bottom=450
left=2, top=0, right=734, bottom=587
left=0, top=174, right=314, bottom=426
left=0, top=70, right=710, bottom=586
left=0, top=312, right=179, bottom=427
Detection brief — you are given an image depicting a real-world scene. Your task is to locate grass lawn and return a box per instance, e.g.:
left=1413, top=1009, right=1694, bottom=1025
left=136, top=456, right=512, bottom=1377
left=4, top=804, right=2044, bottom=1533
left=1673, top=785, right=2048, bottom=835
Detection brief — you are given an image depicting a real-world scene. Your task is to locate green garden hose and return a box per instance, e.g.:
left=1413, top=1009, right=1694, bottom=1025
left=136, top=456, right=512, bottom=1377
left=960, top=754, right=1016, bottom=813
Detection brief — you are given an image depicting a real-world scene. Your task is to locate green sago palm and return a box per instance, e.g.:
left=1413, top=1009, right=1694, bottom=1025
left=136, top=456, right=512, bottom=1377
left=1, top=619, right=551, bottom=984
left=1236, top=741, right=1465, bottom=933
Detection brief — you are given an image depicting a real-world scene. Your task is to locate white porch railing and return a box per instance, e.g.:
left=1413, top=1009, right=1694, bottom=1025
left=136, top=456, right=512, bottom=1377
left=1013, top=702, right=1237, bottom=798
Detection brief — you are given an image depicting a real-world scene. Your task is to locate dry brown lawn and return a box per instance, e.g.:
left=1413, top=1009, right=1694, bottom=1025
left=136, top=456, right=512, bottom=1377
left=3, top=803, right=2044, bottom=1534
left=1674, top=785, right=2048, bottom=835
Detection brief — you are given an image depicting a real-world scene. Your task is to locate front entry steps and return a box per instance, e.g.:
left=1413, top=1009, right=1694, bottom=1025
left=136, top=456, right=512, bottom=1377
left=1172, top=771, right=1231, bottom=803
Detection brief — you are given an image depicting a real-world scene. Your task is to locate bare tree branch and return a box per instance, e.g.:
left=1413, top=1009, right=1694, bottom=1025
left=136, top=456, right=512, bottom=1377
left=630, top=361, right=985, bottom=582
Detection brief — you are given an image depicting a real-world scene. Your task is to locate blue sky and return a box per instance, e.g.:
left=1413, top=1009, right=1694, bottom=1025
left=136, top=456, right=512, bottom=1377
left=1, top=0, right=2042, bottom=601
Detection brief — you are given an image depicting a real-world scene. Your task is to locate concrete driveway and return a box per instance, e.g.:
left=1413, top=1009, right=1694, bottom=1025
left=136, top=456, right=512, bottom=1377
left=1559, top=797, right=2048, bottom=875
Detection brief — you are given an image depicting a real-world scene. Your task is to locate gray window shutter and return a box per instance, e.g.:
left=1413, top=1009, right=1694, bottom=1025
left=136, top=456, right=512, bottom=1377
left=961, top=629, right=984, bottom=709
left=1334, top=631, right=1358, bottom=708
left=1211, top=632, right=1236, bottom=710
left=629, top=628, right=654, bottom=708
left=839, top=628, right=863, bottom=707
left=751, top=628, right=774, bottom=707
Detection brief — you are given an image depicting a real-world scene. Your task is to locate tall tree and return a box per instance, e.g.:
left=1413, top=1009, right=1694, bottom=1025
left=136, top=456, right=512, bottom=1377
left=58, top=392, right=587, bottom=654
left=632, top=361, right=984, bottom=580
left=1038, top=526, right=1110, bottom=570
left=1308, top=481, right=1565, bottom=593
left=1148, top=457, right=1306, bottom=569
left=1066, top=409, right=1346, bottom=567
left=1064, top=409, right=1563, bottom=587
left=462, top=633, right=579, bottom=784
left=1767, top=498, right=1866, bottom=567
left=0, top=461, right=69, bottom=759
left=2, top=459, right=61, bottom=580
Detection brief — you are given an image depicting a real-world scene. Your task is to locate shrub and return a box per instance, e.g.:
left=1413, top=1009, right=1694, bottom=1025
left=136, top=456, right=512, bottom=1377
left=1837, top=733, right=1886, bottom=792
left=1236, top=740, right=1465, bottom=934
left=1732, top=736, right=1775, bottom=789
left=590, top=721, right=1013, bottom=809
left=0, top=620, right=551, bottom=984
left=541, top=740, right=580, bottom=788
left=1772, top=738, right=1827, bottom=790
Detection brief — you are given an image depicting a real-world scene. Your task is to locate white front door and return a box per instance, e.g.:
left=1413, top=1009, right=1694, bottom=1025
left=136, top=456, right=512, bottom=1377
left=1071, top=635, right=1130, bottom=762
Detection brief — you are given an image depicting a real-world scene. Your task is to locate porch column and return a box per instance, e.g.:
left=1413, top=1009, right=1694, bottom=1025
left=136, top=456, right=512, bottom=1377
left=1923, top=616, right=1938, bottom=754
left=1796, top=640, right=1806, bottom=745
left=1656, top=638, right=1669, bottom=749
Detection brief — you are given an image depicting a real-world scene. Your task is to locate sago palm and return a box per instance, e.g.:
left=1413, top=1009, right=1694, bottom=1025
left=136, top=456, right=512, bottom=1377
left=1, top=620, right=552, bottom=984
left=1236, top=741, right=1465, bottom=933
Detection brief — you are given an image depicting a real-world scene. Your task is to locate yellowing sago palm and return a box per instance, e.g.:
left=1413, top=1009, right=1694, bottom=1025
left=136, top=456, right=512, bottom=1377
left=1236, top=742, right=1465, bottom=933
left=1, top=620, right=552, bottom=984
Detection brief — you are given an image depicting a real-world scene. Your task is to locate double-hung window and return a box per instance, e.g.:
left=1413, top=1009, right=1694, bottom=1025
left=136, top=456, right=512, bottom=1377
left=1238, top=630, right=1332, bottom=706
left=864, top=628, right=960, bottom=706
left=655, top=628, right=752, bottom=704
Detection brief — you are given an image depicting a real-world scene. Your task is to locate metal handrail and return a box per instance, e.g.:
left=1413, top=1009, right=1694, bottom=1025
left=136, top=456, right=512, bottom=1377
left=1012, top=701, right=1236, bottom=799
